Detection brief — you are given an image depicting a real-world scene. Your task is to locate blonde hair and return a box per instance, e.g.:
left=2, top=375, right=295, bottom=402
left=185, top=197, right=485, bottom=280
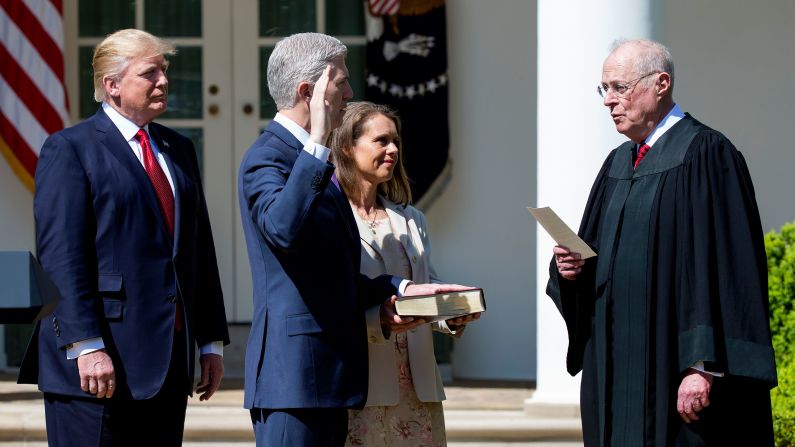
left=92, top=29, right=176, bottom=102
left=329, top=102, right=412, bottom=206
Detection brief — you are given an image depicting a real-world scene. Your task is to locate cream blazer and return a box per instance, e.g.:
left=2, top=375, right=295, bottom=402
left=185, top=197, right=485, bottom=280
left=358, top=198, right=459, bottom=406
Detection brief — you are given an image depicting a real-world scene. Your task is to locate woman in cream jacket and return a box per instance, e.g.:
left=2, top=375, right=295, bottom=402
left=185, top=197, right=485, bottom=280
left=329, top=102, right=479, bottom=446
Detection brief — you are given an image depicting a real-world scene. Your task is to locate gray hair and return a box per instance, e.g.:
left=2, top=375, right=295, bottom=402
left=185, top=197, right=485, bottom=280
left=93, top=29, right=176, bottom=102
left=267, top=33, right=348, bottom=110
left=610, top=38, right=675, bottom=91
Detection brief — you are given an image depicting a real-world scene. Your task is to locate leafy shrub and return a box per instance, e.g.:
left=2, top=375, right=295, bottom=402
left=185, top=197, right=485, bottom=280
left=773, top=360, right=795, bottom=446
left=766, top=222, right=795, bottom=446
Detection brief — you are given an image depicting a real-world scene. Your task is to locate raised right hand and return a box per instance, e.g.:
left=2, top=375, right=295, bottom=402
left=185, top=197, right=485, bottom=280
left=78, top=348, right=116, bottom=398
left=554, top=245, right=585, bottom=280
left=308, top=65, right=333, bottom=144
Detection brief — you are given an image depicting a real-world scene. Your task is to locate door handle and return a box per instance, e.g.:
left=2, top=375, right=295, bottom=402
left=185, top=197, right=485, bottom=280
left=242, top=104, right=254, bottom=115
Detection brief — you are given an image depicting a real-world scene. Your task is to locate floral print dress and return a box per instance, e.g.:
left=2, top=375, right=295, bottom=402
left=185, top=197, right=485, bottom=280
left=346, top=213, right=446, bottom=447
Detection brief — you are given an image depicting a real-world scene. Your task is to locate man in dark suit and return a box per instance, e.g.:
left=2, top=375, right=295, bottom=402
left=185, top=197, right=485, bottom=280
left=238, top=32, right=465, bottom=446
left=19, top=29, right=229, bottom=446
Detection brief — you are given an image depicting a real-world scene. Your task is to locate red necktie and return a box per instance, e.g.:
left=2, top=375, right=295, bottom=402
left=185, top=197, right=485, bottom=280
left=134, top=129, right=183, bottom=331
left=634, top=143, right=651, bottom=169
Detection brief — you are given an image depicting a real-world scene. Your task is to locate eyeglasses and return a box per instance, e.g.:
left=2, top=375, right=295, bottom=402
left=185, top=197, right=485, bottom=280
left=597, top=72, right=660, bottom=99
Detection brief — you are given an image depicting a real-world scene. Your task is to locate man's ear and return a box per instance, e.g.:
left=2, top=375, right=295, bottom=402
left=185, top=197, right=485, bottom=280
left=297, top=81, right=313, bottom=102
left=103, top=76, right=119, bottom=99
left=656, top=72, right=672, bottom=97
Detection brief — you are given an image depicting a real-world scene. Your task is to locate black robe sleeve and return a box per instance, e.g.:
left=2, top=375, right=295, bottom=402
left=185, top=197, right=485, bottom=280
left=668, top=131, right=776, bottom=385
left=546, top=149, right=618, bottom=376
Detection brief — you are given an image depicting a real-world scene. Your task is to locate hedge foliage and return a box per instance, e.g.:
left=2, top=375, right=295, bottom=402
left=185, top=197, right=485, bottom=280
left=766, top=222, right=795, bottom=446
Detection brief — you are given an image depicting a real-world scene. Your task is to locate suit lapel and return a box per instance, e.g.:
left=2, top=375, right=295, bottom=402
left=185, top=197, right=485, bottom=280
left=328, top=178, right=357, bottom=244
left=94, top=109, right=172, bottom=242
left=149, top=124, right=186, bottom=254
left=383, top=200, right=422, bottom=276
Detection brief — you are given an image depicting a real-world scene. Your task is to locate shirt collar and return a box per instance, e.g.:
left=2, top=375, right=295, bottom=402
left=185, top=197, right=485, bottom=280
left=273, top=112, right=310, bottom=146
left=102, top=102, right=150, bottom=141
left=643, top=103, right=684, bottom=147
left=273, top=112, right=309, bottom=145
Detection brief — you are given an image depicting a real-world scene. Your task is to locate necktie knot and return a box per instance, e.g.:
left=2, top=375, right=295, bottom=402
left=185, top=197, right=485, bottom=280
left=635, top=143, right=651, bottom=169
left=135, top=129, right=149, bottom=144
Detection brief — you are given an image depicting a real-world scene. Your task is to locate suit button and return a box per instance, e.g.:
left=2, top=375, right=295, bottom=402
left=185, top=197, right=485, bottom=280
left=310, top=173, right=322, bottom=191
left=167, top=294, right=177, bottom=303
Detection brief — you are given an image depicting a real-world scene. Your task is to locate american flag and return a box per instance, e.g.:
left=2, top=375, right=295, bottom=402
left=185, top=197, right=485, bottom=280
left=0, top=0, right=69, bottom=191
left=368, top=0, right=400, bottom=17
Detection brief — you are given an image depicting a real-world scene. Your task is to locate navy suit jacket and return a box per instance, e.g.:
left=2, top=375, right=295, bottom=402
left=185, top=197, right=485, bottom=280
left=19, top=108, right=229, bottom=400
left=238, top=120, right=400, bottom=410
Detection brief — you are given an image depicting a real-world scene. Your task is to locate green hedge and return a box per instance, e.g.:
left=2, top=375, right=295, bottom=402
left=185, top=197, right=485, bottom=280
left=766, top=222, right=795, bottom=446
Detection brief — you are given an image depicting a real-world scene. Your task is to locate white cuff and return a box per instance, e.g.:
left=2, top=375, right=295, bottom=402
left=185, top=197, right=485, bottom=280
left=200, top=341, right=224, bottom=357
left=435, top=319, right=454, bottom=334
left=398, top=279, right=413, bottom=296
left=66, top=337, right=105, bottom=360
left=691, top=360, right=724, bottom=377
left=303, top=141, right=331, bottom=163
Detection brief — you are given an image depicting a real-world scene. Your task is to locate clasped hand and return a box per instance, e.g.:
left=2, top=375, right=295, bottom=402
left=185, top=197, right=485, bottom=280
left=677, top=369, right=713, bottom=423
left=77, top=348, right=115, bottom=398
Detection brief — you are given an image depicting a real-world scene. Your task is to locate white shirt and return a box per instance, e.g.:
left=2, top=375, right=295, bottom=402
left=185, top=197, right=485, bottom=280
left=642, top=102, right=685, bottom=148
left=103, top=102, right=176, bottom=194
left=67, top=104, right=223, bottom=359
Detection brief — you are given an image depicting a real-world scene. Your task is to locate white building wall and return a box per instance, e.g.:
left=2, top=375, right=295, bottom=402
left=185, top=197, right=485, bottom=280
left=424, top=0, right=537, bottom=381
left=0, top=164, right=35, bottom=255
left=662, top=0, right=795, bottom=232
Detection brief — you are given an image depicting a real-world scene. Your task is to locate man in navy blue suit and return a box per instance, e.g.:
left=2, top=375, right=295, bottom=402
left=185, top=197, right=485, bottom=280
left=19, top=29, right=229, bottom=446
left=238, top=33, right=467, bottom=446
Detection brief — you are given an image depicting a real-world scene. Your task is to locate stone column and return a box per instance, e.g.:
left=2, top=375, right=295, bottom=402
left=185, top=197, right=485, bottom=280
left=527, top=0, right=657, bottom=413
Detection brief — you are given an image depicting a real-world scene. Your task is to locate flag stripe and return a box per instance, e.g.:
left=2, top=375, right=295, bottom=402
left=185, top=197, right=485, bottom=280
left=0, top=0, right=69, bottom=189
left=0, top=44, right=64, bottom=134
left=370, top=0, right=399, bottom=16
left=22, top=0, right=64, bottom=50
left=0, top=111, right=39, bottom=176
left=0, top=0, right=65, bottom=83
left=49, top=0, right=62, bottom=15
left=0, top=6, right=68, bottom=124
left=0, top=75, right=49, bottom=158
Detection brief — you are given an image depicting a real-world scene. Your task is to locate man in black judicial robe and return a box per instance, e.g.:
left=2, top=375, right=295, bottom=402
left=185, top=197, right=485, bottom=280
left=547, top=39, right=776, bottom=446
